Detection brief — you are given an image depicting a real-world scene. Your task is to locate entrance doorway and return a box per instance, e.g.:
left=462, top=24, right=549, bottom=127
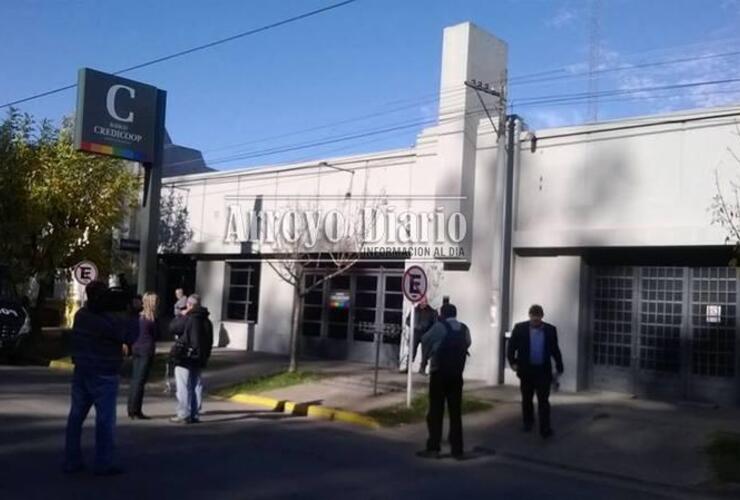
left=590, top=266, right=739, bottom=405
left=301, top=267, right=404, bottom=367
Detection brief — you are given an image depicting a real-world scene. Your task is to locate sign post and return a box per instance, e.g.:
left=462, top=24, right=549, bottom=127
left=74, top=68, right=166, bottom=295
left=402, top=265, right=428, bottom=408
left=136, top=89, right=167, bottom=294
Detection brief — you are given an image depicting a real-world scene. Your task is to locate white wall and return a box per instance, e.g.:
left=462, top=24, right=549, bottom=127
left=164, top=22, right=740, bottom=390
left=253, top=262, right=294, bottom=354
left=194, top=260, right=225, bottom=347
left=514, top=108, right=740, bottom=248
left=507, top=255, right=584, bottom=391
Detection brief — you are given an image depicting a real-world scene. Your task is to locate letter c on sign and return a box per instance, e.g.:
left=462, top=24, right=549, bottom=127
left=106, top=84, right=135, bottom=123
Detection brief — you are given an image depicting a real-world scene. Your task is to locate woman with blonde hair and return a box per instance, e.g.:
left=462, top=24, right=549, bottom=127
left=127, top=292, right=159, bottom=419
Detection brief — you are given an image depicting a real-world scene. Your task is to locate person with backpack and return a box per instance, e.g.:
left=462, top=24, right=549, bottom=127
left=399, top=296, right=438, bottom=374
left=417, top=302, right=471, bottom=460
left=170, top=294, right=213, bottom=424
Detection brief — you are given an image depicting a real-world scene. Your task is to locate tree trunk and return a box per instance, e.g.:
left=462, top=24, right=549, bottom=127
left=29, top=276, right=53, bottom=339
left=288, top=285, right=301, bottom=373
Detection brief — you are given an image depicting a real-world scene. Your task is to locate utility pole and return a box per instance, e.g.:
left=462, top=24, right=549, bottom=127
left=465, top=78, right=518, bottom=384
left=498, top=114, right=518, bottom=384
left=464, top=79, right=505, bottom=136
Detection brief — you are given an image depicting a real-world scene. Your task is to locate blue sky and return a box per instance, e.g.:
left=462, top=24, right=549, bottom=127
left=2, top=0, right=740, bottom=170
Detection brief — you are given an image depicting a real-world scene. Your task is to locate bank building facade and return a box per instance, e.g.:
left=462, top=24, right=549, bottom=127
left=161, top=22, right=740, bottom=406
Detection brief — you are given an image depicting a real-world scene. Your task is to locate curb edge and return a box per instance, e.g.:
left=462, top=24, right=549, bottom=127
left=228, top=393, right=380, bottom=429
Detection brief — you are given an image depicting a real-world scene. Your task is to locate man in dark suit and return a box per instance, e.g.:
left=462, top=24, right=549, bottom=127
left=507, top=304, right=563, bottom=438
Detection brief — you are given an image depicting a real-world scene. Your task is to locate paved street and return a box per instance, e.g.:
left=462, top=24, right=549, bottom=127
left=0, top=365, right=715, bottom=500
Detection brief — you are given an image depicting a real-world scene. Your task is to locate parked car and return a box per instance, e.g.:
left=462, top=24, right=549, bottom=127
left=0, top=298, right=30, bottom=357
left=0, top=266, right=31, bottom=360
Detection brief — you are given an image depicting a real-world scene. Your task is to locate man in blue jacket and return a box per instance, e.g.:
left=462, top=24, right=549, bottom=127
left=64, top=281, right=131, bottom=475
left=507, top=304, right=564, bottom=439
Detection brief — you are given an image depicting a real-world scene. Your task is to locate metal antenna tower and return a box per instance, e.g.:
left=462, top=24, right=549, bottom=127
left=588, top=0, right=603, bottom=122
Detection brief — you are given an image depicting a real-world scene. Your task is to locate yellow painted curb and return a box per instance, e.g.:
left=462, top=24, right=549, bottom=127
left=228, top=393, right=380, bottom=429
left=49, top=358, right=74, bottom=371
left=306, top=405, right=380, bottom=429
left=229, top=393, right=283, bottom=410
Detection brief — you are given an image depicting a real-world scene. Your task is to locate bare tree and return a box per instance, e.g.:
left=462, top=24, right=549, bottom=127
left=710, top=126, right=740, bottom=264
left=266, top=189, right=386, bottom=373
left=159, top=186, right=194, bottom=254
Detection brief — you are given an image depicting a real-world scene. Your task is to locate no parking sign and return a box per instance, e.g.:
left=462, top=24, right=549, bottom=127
left=402, top=265, right=428, bottom=407
left=402, top=265, right=427, bottom=303
left=73, top=260, right=99, bottom=286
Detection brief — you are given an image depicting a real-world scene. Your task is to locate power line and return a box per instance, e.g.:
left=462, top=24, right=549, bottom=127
left=167, top=80, right=740, bottom=170
left=514, top=76, right=740, bottom=106
left=508, top=35, right=740, bottom=85
left=517, top=86, right=740, bottom=110
left=199, top=87, right=469, bottom=156
left=0, top=0, right=361, bottom=110
left=165, top=110, right=740, bottom=202
left=170, top=71, right=740, bottom=165
left=522, top=110, right=740, bottom=143
left=511, top=49, right=740, bottom=87
left=183, top=107, right=490, bottom=168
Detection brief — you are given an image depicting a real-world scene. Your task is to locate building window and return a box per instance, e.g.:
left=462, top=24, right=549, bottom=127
left=302, top=273, right=325, bottom=337
left=225, top=262, right=260, bottom=322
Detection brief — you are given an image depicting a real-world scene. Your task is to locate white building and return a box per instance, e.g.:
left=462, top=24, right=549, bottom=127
left=162, top=22, right=740, bottom=406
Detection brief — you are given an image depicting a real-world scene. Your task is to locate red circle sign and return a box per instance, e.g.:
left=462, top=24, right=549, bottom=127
left=402, top=265, right=428, bottom=303
left=73, top=260, right=99, bottom=285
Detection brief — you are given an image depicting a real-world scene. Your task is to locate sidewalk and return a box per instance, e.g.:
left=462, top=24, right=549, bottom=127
left=458, top=387, right=740, bottom=490
left=194, top=353, right=740, bottom=493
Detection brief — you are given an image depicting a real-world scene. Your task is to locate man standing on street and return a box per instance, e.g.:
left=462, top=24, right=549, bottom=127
left=171, top=294, right=213, bottom=424
left=64, top=281, right=130, bottom=475
left=417, top=302, right=470, bottom=460
left=507, top=304, right=564, bottom=439
left=400, top=296, right=438, bottom=373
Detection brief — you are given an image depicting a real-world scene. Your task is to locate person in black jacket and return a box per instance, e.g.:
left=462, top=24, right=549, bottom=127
left=170, top=294, right=213, bottom=424
left=163, top=310, right=188, bottom=394
left=400, top=297, right=438, bottom=374
left=507, top=304, right=564, bottom=439
left=64, top=281, right=132, bottom=475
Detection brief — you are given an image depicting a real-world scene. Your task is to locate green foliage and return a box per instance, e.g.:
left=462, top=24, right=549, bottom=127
left=0, top=108, right=138, bottom=289
left=366, top=393, right=493, bottom=427
left=214, top=371, right=327, bottom=397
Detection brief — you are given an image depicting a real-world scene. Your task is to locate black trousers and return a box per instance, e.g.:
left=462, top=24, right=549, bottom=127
left=127, top=353, right=153, bottom=416
left=519, top=366, right=552, bottom=433
left=426, top=372, right=464, bottom=455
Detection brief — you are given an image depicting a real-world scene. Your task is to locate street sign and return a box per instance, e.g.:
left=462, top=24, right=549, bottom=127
left=119, top=238, right=141, bottom=252
left=403, top=265, right=428, bottom=408
left=402, top=265, right=427, bottom=303
left=329, top=290, right=351, bottom=309
left=73, top=66, right=167, bottom=295
left=73, top=260, right=99, bottom=286
left=74, top=68, right=159, bottom=163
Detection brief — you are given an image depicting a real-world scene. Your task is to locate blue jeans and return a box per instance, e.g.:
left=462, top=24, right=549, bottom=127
left=175, top=366, right=202, bottom=420
left=64, top=369, right=119, bottom=471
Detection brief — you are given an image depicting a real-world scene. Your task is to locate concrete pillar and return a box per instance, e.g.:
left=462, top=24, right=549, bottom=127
left=434, top=22, right=507, bottom=263
left=431, top=23, right=508, bottom=384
